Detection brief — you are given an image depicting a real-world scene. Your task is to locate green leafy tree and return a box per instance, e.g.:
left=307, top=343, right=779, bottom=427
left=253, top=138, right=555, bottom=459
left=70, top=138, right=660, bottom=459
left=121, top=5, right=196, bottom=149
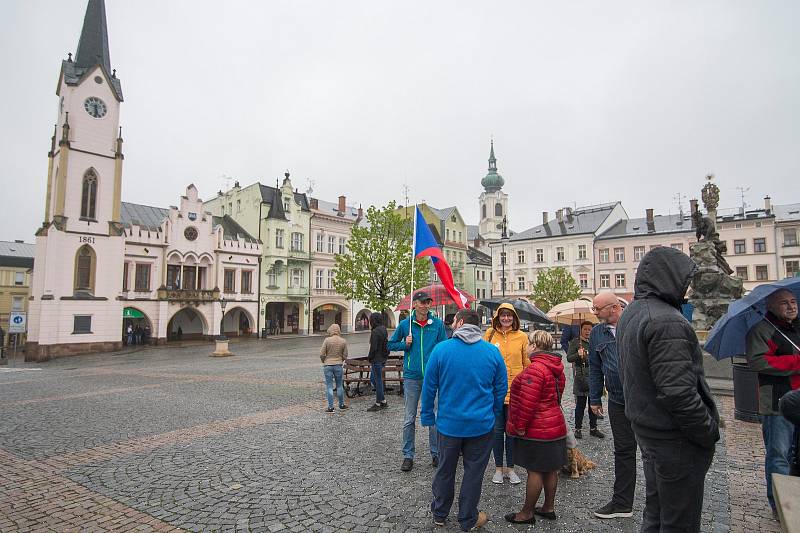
left=529, top=267, right=582, bottom=312
left=334, top=201, right=429, bottom=316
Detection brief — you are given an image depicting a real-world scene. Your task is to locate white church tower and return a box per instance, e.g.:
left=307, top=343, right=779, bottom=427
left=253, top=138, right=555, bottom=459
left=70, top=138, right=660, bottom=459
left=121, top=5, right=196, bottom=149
left=478, top=140, right=508, bottom=241
left=27, top=0, right=126, bottom=360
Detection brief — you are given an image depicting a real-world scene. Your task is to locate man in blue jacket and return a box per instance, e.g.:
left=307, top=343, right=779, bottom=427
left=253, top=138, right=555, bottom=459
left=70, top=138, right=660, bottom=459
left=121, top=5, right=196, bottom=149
left=389, top=291, right=447, bottom=472
left=421, top=308, right=506, bottom=531
left=588, top=291, right=636, bottom=520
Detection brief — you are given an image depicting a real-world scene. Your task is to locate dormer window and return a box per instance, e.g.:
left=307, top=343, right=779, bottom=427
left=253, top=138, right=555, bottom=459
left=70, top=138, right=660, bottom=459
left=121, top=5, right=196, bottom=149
left=284, top=198, right=290, bottom=211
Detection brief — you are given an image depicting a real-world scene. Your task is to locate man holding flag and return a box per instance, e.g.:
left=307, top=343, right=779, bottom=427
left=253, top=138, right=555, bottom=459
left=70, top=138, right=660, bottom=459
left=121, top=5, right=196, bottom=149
left=388, top=206, right=466, bottom=472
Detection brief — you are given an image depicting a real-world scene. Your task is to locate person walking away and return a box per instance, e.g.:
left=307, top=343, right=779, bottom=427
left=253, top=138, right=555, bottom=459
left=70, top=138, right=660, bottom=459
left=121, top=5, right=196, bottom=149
left=560, top=322, right=579, bottom=353
left=484, top=303, right=529, bottom=485
left=746, top=288, right=800, bottom=512
left=588, top=291, right=636, bottom=519
left=367, top=312, right=390, bottom=412
left=388, top=290, right=447, bottom=472
left=617, top=247, right=719, bottom=532
left=444, top=314, right=455, bottom=339
left=567, top=321, right=604, bottom=440
left=421, top=308, right=506, bottom=531
left=504, top=330, right=567, bottom=525
left=320, top=323, right=349, bottom=413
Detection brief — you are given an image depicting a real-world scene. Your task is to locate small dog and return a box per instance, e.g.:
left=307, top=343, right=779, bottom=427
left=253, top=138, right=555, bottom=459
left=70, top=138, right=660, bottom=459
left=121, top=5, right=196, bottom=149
left=562, top=448, right=597, bottom=479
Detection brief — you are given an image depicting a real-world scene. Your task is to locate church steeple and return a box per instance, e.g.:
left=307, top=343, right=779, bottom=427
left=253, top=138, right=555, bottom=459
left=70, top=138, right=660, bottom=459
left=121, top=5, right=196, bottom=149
left=481, top=140, right=504, bottom=192
left=75, top=0, right=112, bottom=72
left=488, top=140, right=497, bottom=172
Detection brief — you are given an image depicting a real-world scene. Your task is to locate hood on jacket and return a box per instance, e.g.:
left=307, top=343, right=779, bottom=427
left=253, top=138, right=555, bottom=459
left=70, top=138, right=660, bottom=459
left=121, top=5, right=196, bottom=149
left=327, top=323, right=341, bottom=336
left=634, top=246, right=698, bottom=308
left=369, top=312, right=383, bottom=329
left=491, top=303, right=521, bottom=331
left=530, top=350, right=565, bottom=375
left=452, top=324, right=483, bottom=344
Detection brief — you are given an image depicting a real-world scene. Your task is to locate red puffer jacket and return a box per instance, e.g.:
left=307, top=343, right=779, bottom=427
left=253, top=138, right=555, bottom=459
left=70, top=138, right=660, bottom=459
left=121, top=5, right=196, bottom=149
left=507, top=350, right=567, bottom=441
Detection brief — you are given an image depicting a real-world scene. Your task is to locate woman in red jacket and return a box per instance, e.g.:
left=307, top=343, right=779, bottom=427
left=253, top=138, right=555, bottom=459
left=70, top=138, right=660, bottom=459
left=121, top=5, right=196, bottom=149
left=504, top=330, right=567, bottom=525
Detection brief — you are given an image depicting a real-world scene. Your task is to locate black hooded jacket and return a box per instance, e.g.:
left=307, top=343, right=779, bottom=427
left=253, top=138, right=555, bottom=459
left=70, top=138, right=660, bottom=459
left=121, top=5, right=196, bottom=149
left=367, top=312, right=389, bottom=363
left=617, top=247, right=720, bottom=449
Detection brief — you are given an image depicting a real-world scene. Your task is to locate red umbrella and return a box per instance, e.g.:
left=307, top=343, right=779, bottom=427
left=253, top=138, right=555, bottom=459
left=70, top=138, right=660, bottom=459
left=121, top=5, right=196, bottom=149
left=395, top=283, right=476, bottom=311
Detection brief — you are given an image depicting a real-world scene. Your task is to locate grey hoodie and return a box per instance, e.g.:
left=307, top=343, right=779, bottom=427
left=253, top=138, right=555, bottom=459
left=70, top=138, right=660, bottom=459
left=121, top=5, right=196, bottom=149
left=452, top=324, right=483, bottom=344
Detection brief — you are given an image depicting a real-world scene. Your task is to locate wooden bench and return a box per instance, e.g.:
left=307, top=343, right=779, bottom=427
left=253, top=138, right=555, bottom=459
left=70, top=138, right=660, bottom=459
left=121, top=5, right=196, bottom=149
left=343, top=356, right=405, bottom=398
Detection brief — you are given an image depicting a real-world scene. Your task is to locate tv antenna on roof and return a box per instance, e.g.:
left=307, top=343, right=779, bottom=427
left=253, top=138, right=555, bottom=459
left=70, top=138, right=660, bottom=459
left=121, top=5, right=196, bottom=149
left=735, top=186, right=751, bottom=211
left=305, top=178, right=315, bottom=196
left=220, top=173, right=233, bottom=191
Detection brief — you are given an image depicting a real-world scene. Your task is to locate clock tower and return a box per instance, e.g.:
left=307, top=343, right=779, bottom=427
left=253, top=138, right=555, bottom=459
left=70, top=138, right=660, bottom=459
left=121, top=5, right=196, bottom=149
left=478, top=140, right=508, bottom=241
left=27, top=0, right=126, bottom=360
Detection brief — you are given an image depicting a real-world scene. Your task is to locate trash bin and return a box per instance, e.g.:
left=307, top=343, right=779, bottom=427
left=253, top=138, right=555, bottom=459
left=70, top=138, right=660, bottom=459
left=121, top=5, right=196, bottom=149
left=732, top=361, right=760, bottom=423
left=261, top=328, right=267, bottom=338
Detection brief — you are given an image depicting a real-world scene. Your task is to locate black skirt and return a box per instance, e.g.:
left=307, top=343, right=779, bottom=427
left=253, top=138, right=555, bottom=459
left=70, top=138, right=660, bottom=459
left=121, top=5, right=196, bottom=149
left=513, top=437, right=567, bottom=472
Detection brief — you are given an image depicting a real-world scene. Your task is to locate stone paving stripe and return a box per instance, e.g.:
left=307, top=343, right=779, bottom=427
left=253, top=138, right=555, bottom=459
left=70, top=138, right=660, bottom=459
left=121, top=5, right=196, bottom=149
left=4, top=383, right=178, bottom=407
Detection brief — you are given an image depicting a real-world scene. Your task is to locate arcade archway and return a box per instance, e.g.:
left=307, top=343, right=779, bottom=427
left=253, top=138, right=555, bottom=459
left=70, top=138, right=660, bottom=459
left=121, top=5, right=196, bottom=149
left=167, top=307, right=208, bottom=341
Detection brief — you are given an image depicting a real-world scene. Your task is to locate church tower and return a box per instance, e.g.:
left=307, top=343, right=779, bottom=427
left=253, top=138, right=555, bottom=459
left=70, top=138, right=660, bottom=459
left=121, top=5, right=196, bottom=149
left=27, top=0, right=126, bottom=360
left=478, top=140, right=508, bottom=240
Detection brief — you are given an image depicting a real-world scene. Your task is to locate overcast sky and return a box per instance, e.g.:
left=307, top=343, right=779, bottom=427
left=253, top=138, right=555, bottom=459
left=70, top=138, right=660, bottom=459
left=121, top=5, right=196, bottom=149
left=2, top=1, right=798, bottom=242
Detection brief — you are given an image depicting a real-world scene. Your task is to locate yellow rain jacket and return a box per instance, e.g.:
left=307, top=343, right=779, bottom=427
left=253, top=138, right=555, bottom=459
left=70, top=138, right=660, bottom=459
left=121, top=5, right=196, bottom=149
left=483, top=303, right=530, bottom=403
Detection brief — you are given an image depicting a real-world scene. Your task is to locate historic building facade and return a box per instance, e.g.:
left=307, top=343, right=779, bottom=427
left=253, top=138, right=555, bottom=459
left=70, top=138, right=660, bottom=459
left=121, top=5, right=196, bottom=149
left=0, top=241, right=35, bottom=349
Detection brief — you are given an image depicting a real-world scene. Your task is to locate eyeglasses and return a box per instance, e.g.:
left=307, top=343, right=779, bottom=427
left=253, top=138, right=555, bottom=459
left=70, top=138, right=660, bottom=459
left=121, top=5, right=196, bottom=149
left=591, top=303, right=617, bottom=313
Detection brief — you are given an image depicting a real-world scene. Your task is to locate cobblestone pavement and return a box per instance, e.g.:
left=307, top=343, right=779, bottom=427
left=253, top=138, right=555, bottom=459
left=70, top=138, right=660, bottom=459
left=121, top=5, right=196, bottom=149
left=0, top=335, right=782, bottom=532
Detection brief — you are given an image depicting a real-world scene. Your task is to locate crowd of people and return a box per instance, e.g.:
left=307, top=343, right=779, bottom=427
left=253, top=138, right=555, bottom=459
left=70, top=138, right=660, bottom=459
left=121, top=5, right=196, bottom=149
left=317, top=246, right=799, bottom=532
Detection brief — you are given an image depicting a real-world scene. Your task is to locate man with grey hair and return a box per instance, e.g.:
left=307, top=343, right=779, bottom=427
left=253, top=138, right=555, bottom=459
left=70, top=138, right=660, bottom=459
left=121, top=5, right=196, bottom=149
left=746, top=288, right=800, bottom=512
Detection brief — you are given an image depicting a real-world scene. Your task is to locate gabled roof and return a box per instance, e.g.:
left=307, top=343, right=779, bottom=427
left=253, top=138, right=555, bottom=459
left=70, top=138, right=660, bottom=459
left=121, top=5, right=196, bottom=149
left=429, top=205, right=457, bottom=222
left=312, top=198, right=360, bottom=221
left=596, top=214, right=693, bottom=241
left=0, top=241, right=35, bottom=268
left=773, top=203, right=800, bottom=222
left=427, top=224, right=443, bottom=246
left=212, top=215, right=260, bottom=243
left=510, top=203, right=619, bottom=241
left=466, top=246, right=491, bottom=266
left=120, top=202, right=169, bottom=231
left=258, top=184, right=310, bottom=220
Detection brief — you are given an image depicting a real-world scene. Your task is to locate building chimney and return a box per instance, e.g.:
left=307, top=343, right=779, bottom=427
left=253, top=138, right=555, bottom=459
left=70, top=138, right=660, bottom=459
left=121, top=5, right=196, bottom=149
left=556, top=209, right=563, bottom=223
left=646, top=208, right=655, bottom=232
left=543, top=211, right=549, bottom=225
left=764, top=195, right=772, bottom=212
left=338, top=195, right=346, bottom=214
left=309, top=198, right=318, bottom=209
left=357, top=205, right=363, bottom=219
left=565, top=206, right=573, bottom=218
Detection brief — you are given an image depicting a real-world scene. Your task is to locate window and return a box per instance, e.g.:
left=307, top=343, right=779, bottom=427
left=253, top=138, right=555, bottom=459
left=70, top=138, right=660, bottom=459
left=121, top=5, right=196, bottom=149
left=517, top=250, right=525, bottom=263
left=290, top=268, right=304, bottom=288
left=166, top=264, right=180, bottom=290
left=275, top=229, right=284, bottom=248
left=495, top=203, right=502, bottom=216
left=783, top=229, right=798, bottom=247
left=74, top=245, right=95, bottom=292
left=578, top=245, right=587, bottom=260
left=733, top=240, right=746, bottom=254
left=671, top=243, right=683, bottom=252
left=14, top=272, right=24, bottom=286
left=315, top=269, right=324, bottom=289
left=283, top=197, right=290, bottom=212
left=753, top=238, right=766, bottom=253
left=446, top=228, right=450, bottom=240
left=291, top=232, right=304, bottom=251
left=482, top=204, right=487, bottom=219
left=536, top=249, right=544, bottom=262
left=123, top=263, right=129, bottom=291
left=228, top=202, right=232, bottom=213
left=600, top=274, right=610, bottom=288
left=599, top=248, right=609, bottom=263
left=267, top=272, right=277, bottom=288
left=755, top=265, right=769, bottom=281
left=338, top=237, right=346, bottom=255
left=735, top=223, right=742, bottom=229
left=735, top=266, right=748, bottom=280
left=134, top=264, right=151, bottom=291
left=517, top=277, right=525, bottom=291
left=327, top=270, right=335, bottom=289
left=614, top=248, right=625, bottom=262
left=327, top=236, right=336, bottom=254
left=786, top=260, right=800, bottom=277
left=73, top=315, right=92, bottom=334
left=556, top=247, right=565, bottom=261
left=615, top=273, right=626, bottom=287
left=11, top=296, right=23, bottom=311
left=579, top=273, right=588, bottom=288
left=316, top=233, right=324, bottom=252
left=80, top=168, right=98, bottom=220
left=458, top=231, right=462, bottom=242
left=236, top=199, right=241, bottom=212
left=634, top=246, right=646, bottom=261
left=182, top=266, right=196, bottom=290
left=224, top=269, right=236, bottom=292
left=241, top=271, right=252, bottom=293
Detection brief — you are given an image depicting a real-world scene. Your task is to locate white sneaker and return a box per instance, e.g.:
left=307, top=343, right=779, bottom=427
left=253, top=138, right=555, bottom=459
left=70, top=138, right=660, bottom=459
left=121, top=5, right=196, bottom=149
left=491, top=470, right=504, bottom=484
left=507, top=470, right=522, bottom=484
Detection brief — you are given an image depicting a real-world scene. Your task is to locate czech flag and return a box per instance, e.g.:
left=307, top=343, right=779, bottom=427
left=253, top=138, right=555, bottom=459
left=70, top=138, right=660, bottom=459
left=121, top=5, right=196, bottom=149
left=414, top=207, right=469, bottom=309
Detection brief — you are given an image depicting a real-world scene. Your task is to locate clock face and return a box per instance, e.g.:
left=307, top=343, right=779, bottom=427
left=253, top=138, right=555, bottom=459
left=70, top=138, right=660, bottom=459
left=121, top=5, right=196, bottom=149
left=83, top=97, right=107, bottom=118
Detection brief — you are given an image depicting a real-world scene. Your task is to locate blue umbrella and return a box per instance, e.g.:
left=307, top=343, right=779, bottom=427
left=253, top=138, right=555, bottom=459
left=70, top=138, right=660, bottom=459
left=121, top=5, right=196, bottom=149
left=703, top=277, right=800, bottom=360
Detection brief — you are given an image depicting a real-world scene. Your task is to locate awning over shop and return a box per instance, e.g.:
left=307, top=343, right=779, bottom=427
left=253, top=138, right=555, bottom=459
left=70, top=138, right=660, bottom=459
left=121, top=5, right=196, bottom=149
left=123, top=307, right=145, bottom=319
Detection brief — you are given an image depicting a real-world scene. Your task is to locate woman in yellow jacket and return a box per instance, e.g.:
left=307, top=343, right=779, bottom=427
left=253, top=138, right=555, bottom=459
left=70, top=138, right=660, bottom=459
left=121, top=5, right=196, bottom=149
left=484, top=303, right=529, bottom=484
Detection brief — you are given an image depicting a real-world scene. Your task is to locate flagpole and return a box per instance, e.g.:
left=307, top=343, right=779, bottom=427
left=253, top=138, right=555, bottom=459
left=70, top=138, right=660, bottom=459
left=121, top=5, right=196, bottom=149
left=410, top=204, right=417, bottom=326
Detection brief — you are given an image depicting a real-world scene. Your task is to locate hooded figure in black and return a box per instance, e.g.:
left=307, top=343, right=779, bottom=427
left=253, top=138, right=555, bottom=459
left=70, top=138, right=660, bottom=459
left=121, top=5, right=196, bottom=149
left=617, top=246, right=720, bottom=533
left=367, top=312, right=390, bottom=412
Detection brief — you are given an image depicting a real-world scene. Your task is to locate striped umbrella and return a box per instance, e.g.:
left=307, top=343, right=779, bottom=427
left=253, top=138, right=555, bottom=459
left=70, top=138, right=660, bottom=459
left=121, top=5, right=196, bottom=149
left=395, top=283, right=476, bottom=310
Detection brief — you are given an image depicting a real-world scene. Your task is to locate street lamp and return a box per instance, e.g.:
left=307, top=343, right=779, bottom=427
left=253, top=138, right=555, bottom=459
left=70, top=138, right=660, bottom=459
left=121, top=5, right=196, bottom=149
left=500, top=215, right=508, bottom=298
left=218, top=295, right=228, bottom=341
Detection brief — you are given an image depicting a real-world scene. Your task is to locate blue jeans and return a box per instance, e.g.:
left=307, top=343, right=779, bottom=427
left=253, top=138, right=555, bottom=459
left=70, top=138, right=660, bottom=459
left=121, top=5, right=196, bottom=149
left=432, top=431, right=493, bottom=531
left=403, top=378, right=438, bottom=459
left=323, top=365, right=345, bottom=409
left=762, top=414, right=796, bottom=509
left=492, top=404, right=513, bottom=467
left=371, top=362, right=385, bottom=404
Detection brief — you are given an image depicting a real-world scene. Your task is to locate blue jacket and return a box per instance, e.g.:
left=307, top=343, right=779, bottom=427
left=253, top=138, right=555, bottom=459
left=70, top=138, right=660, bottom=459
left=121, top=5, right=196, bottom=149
left=388, top=312, right=447, bottom=381
left=560, top=324, right=580, bottom=353
left=420, top=325, right=507, bottom=437
left=588, top=323, right=624, bottom=406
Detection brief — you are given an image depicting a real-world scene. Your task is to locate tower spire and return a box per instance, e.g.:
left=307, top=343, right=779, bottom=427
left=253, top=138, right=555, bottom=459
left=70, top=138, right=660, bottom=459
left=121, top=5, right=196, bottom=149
left=74, top=0, right=112, bottom=73
left=488, top=139, right=497, bottom=171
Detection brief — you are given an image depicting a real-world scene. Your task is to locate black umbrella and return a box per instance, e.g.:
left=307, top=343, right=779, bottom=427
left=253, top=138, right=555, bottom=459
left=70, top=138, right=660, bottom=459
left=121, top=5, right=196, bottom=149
left=478, top=298, right=552, bottom=324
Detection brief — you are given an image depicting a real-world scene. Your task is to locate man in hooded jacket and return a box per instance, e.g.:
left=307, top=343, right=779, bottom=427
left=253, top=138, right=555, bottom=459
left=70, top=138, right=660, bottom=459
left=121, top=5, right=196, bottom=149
left=617, top=246, right=720, bottom=533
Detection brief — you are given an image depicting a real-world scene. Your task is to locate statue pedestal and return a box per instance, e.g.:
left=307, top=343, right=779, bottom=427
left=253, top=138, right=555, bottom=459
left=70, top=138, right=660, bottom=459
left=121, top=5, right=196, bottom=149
left=211, top=339, right=233, bottom=357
